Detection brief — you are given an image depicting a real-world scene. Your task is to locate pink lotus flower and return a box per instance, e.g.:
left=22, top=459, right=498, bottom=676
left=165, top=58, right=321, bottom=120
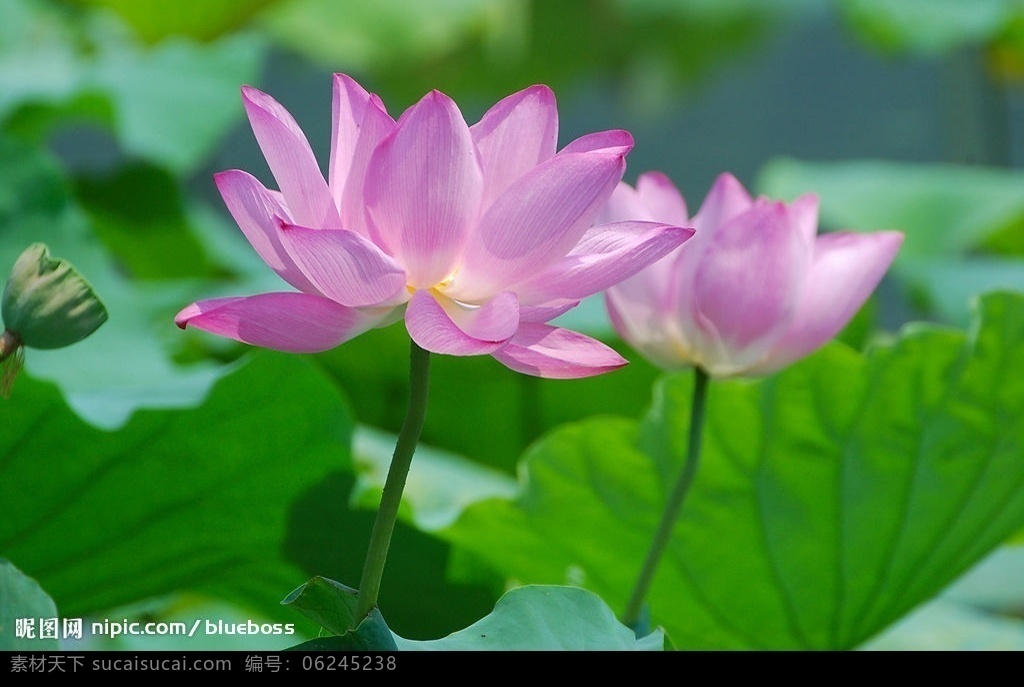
left=176, top=76, right=692, bottom=378
left=603, top=172, right=903, bottom=377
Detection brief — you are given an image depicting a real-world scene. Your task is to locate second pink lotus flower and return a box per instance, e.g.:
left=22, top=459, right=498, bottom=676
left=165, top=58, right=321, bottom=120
left=176, top=75, right=692, bottom=378
left=603, top=172, right=904, bottom=377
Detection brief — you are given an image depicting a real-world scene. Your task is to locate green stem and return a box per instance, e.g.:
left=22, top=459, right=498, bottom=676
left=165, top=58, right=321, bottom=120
left=353, top=340, right=431, bottom=627
left=622, top=366, right=710, bottom=631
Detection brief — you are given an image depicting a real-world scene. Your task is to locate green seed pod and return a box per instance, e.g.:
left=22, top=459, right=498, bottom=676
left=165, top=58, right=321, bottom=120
left=1, top=243, right=108, bottom=350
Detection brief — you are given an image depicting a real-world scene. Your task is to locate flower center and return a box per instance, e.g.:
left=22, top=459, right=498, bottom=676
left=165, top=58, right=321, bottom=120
left=430, top=269, right=459, bottom=294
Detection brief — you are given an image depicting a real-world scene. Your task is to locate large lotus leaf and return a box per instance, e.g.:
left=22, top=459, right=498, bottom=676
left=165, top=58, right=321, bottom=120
left=445, top=292, right=1024, bottom=649
left=0, top=352, right=350, bottom=629
left=0, top=559, right=60, bottom=650
left=395, top=585, right=663, bottom=651
left=284, top=583, right=660, bottom=651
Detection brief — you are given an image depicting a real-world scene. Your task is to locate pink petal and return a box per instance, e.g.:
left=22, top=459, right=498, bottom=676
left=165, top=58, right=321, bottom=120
left=787, top=193, right=820, bottom=244
left=471, top=84, right=558, bottom=212
left=442, top=291, right=520, bottom=341
left=520, top=299, right=580, bottom=323
left=404, top=290, right=516, bottom=356
left=591, top=178, right=693, bottom=366
left=340, top=92, right=396, bottom=240
left=606, top=285, right=692, bottom=371
left=365, top=90, right=483, bottom=288
left=686, top=199, right=812, bottom=372
left=241, top=86, right=341, bottom=230
left=491, top=323, right=628, bottom=379
left=329, top=74, right=372, bottom=209
left=448, top=151, right=627, bottom=302
left=277, top=222, right=408, bottom=307
left=559, top=129, right=634, bottom=156
left=691, top=172, right=753, bottom=238
left=604, top=230, right=694, bottom=371
left=636, top=172, right=689, bottom=226
left=597, top=180, right=652, bottom=224
left=214, top=169, right=318, bottom=294
left=514, top=221, right=693, bottom=304
left=661, top=176, right=756, bottom=363
left=749, top=230, right=904, bottom=375
left=175, top=293, right=376, bottom=353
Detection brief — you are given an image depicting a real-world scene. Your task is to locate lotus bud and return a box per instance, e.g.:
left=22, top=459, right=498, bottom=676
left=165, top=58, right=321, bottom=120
left=1, top=243, right=107, bottom=396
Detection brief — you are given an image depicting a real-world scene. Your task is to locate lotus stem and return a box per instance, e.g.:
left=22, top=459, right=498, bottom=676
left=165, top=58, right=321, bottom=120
left=353, top=339, right=431, bottom=628
left=622, top=366, right=710, bottom=632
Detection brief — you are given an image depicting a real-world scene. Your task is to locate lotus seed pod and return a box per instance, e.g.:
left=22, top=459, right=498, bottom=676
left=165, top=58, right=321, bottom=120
left=1, top=243, right=108, bottom=350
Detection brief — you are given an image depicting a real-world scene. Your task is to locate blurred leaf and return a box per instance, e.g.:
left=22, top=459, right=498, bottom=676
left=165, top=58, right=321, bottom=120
left=0, top=352, right=350, bottom=628
left=0, top=559, right=60, bottom=650
left=900, top=257, right=1024, bottom=325
left=1, top=0, right=263, bottom=172
left=74, top=163, right=216, bottom=280
left=537, top=340, right=667, bottom=435
left=865, top=545, right=1024, bottom=649
left=315, top=322, right=662, bottom=473
left=0, top=0, right=86, bottom=116
left=941, top=545, right=1024, bottom=612
left=445, top=291, right=1024, bottom=649
left=90, top=31, right=263, bottom=173
left=394, top=585, right=663, bottom=650
left=838, top=0, right=1013, bottom=56
left=260, top=0, right=809, bottom=116
left=863, top=598, right=1024, bottom=650
left=71, top=0, right=280, bottom=42
left=281, top=469, right=501, bottom=641
left=0, top=137, right=230, bottom=428
left=260, top=0, right=494, bottom=73
left=835, top=297, right=877, bottom=351
left=314, top=326, right=527, bottom=472
left=550, top=294, right=613, bottom=338
left=2, top=93, right=115, bottom=146
left=352, top=427, right=517, bottom=532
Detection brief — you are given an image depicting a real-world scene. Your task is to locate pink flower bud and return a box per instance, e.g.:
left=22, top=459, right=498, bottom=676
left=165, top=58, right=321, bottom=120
left=603, top=172, right=903, bottom=377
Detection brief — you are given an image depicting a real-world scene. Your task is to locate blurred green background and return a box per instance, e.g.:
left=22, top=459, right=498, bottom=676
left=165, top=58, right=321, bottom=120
left=3, top=0, right=1024, bottom=650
